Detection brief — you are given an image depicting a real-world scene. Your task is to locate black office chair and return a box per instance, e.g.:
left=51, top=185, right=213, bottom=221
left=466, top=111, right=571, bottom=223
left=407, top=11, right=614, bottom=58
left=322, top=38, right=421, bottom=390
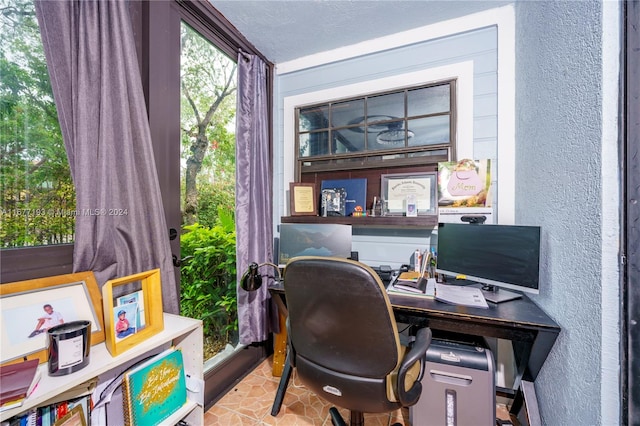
left=271, top=256, right=432, bottom=426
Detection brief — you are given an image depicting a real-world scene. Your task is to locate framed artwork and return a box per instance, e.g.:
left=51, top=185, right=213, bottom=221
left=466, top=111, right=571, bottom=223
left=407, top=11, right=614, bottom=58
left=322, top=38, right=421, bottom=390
left=380, top=172, right=438, bottom=216
left=321, top=188, right=346, bottom=217
left=289, top=182, right=317, bottom=216
left=0, top=272, right=105, bottom=365
left=53, top=404, right=87, bottom=426
left=102, top=269, right=164, bottom=357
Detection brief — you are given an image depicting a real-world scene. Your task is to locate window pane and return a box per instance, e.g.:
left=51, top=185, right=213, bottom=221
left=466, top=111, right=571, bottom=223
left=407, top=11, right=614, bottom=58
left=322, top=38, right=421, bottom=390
left=332, top=129, right=364, bottom=154
left=0, top=0, right=75, bottom=248
left=408, top=116, right=450, bottom=146
left=331, top=100, right=364, bottom=128
left=370, top=120, right=406, bottom=149
left=299, top=106, right=329, bottom=131
left=368, top=92, right=404, bottom=120
left=295, top=80, right=454, bottom=173
left=299, top=131, right=329, bottom=157
left=179, top=22, right=238, bottom=364
left=408, top=85, right=450, bottom=117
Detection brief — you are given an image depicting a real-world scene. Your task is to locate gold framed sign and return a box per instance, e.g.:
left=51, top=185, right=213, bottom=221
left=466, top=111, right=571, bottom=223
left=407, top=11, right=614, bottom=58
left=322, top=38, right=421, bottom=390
left=381, top=172, right=438, bottom=216
left=289, top=182, right=317, bottom=216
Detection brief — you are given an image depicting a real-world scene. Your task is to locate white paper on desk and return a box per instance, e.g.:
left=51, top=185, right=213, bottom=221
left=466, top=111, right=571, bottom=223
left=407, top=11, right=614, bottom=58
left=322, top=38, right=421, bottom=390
left=435, top=283, right=489, bottom=308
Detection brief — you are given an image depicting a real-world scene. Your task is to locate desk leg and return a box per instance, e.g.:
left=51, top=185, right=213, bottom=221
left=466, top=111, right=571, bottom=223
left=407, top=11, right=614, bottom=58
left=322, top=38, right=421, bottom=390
left=510, top=380, right=542, bottom=426
left=272, top=294, right=288, bottom=377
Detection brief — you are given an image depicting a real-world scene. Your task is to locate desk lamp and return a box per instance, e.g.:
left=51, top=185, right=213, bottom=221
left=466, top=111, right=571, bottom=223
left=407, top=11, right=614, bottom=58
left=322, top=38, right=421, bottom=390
left=240, top=262, right=282, bottom=291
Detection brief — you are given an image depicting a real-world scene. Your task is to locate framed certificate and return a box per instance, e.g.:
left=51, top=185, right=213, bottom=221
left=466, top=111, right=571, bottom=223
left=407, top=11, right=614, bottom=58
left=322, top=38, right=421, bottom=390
left=289, top=182, right=317, bottom=216
left=381, top=172, right=437, bottom=216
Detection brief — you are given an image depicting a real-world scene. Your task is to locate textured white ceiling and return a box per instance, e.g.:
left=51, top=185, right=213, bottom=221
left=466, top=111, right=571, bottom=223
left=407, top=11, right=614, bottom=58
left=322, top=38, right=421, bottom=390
left=211, top=1, right=511, bottom=64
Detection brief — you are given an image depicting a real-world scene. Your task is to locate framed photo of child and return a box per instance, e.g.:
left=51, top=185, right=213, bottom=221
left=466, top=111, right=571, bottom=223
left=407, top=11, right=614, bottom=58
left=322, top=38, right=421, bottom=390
left=0, top=272, right=105, bottom=365
left=113, top=302, right=138, bottom=341
left=102, top=269, right=164, bottom=357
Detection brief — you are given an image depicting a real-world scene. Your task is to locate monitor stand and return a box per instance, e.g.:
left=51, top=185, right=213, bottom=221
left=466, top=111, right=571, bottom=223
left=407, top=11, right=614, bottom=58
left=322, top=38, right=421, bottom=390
left=479, top=284, right=522, bottom=304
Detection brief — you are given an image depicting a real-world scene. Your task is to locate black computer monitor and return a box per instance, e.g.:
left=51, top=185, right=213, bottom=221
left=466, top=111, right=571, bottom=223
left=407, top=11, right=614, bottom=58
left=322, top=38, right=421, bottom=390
left=435, top=222, right=541, bottom=303
left=278, top=223, right=352, bottom=267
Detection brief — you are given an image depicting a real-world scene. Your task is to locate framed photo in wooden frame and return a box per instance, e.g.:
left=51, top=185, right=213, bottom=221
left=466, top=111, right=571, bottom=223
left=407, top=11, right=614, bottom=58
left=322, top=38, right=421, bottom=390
left=381, top=172, right=438, bottom=216
left=289, top=182, right=317, bottom=216
left=53, top=404, right=87, bottom=426
left=102, top=269, right=164, bottom=357
left=0, top=271, right=105, bottom=365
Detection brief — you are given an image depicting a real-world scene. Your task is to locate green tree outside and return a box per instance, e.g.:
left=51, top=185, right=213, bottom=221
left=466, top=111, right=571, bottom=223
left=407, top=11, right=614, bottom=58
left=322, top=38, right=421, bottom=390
left=1, top=0, right=75, bottom=248
left=179, top=22, right=238, bottom=357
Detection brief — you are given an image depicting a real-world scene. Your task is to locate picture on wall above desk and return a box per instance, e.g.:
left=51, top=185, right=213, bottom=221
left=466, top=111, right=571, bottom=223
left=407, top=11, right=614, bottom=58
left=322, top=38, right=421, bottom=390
left=289, top=182, right=317, bottom=216
left=438, top=159, right=492, bottom=208
left=321, top=178, right=367, bottom=217
left=380, top=172, right=437, bottom=216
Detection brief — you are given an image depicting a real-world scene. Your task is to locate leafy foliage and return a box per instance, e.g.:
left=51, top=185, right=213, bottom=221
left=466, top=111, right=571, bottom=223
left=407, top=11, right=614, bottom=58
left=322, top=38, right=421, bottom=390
left=179, top=208, right=237, bottom=341
left=195, top=180, right=235, bottom=228
left=178, top=23, right=238, bottom=356
left=0, top=0, right=75, bottom=247
left=180, top=23, right=237, bottom=226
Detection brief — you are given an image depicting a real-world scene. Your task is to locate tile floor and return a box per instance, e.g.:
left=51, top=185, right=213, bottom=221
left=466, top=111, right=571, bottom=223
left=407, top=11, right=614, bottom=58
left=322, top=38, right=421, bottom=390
left=205, top=357, right=514, bottom=425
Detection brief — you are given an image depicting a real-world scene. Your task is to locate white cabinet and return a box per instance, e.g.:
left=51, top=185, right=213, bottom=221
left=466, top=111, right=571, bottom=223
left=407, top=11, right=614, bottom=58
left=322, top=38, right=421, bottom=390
left=1, top=313, right=204, bottom=425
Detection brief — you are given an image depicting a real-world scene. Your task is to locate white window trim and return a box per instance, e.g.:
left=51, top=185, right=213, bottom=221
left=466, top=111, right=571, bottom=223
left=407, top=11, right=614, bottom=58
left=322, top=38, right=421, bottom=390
left=280, top=5, right=515, bottom=224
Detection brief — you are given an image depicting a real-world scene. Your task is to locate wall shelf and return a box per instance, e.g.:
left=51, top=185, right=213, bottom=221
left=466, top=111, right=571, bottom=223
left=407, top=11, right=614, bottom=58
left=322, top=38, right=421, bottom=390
left=281, top=215, right=438, bottom=228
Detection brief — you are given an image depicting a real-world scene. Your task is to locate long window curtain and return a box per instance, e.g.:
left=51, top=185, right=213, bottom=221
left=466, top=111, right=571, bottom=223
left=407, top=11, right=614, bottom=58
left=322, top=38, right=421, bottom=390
left=236, top=52, right=273, bottom=345
left=34, top=0, right=178, bottom=314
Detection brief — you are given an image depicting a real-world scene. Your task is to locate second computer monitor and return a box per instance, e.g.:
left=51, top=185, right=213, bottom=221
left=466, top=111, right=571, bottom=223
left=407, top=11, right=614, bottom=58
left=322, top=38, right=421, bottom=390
left=278, top=223, right=352, bottom=267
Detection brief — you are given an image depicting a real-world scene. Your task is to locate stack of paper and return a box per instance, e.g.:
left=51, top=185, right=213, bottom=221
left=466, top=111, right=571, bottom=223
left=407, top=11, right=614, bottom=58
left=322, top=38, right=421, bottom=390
left=434, top=283, right=489, bottom=309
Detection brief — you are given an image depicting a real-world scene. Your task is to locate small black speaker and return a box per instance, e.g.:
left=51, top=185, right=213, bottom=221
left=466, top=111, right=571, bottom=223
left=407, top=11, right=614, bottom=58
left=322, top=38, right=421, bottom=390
left=349, top=251, right=359, bottom=261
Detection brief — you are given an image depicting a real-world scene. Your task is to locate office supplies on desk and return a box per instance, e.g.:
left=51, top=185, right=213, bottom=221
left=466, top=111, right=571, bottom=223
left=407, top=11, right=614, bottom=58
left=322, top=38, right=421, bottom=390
left=434, top=283, right=489, bottom=308
left=388, top=276, right=436, bottom=298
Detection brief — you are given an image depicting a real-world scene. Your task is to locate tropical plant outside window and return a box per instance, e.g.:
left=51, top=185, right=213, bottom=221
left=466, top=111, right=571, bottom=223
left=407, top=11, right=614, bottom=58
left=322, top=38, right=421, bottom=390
left=1, top=0, right=75, bottom=248
left=178, top=22, right=238, bottom=361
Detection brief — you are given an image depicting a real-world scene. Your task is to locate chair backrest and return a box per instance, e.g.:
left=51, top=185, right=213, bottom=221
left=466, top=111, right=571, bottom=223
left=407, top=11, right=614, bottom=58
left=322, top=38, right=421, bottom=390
left=283, top=256, right=402, bottom=379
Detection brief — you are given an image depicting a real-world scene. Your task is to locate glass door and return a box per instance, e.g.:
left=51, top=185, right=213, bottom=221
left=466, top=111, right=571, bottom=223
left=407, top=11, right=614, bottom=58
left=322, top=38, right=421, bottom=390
left=178, top=21, right=240, bottom=368
left=139, top=1, right=268, bottom=407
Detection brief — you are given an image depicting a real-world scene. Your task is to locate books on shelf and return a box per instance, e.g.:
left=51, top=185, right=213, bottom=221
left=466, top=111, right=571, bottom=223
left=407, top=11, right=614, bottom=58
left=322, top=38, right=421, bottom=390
left=0, top=359, right=39, bottom=412
left=122, top=347, right=187, bottom=426
left=4, top=395, right=90, bottom=426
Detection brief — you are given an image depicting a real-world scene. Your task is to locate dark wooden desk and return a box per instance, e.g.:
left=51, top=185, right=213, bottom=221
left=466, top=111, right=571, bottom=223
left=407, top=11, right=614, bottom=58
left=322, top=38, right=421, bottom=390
left=387, top=290, right=560, bottom=389
left=268, top=281, right=560, bottom=418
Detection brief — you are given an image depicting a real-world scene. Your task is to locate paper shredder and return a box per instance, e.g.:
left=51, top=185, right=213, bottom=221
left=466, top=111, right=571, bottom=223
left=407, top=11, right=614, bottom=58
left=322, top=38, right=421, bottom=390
left=411, top=338, right=496, bottom=426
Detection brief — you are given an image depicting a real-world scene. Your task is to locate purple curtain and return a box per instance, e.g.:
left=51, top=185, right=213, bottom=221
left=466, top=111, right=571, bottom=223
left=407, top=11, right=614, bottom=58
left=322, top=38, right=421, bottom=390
left=235, top=52, right=273, bottom=345
left=34, top=0, right=178, bottom=313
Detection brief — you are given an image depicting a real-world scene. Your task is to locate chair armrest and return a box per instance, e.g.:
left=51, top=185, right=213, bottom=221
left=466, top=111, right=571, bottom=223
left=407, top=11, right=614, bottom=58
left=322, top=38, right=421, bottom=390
left=397, top=327, right=432, bottom=406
